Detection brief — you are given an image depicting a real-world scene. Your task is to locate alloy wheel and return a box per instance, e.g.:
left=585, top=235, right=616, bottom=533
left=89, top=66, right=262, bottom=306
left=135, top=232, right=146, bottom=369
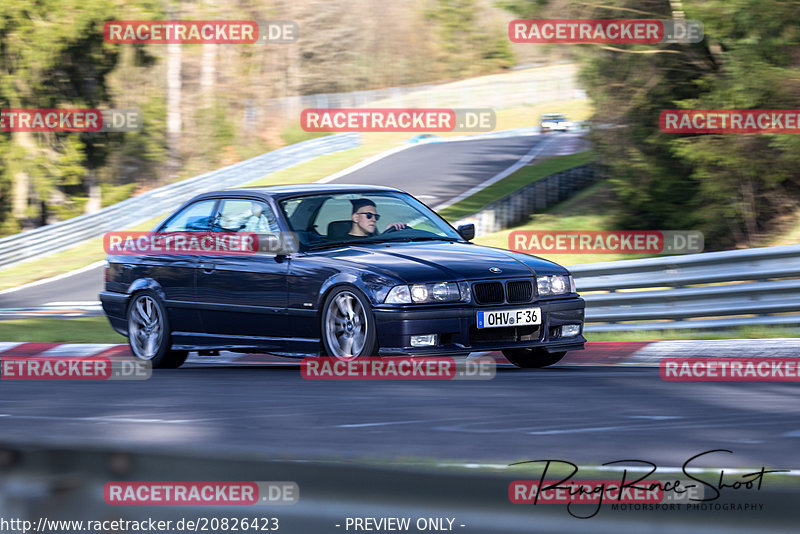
left=324, top=290, right=368, bottom=360
left=128, top=295, right=164, bottom=360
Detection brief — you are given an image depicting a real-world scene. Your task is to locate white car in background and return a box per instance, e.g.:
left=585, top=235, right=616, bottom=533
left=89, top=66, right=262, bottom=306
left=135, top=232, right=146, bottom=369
left=540, top=113, right=572, bottom=132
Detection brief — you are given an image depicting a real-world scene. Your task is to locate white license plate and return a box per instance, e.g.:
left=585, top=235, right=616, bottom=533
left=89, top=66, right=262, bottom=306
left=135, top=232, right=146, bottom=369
left=476, top=307, right=541, bottom=329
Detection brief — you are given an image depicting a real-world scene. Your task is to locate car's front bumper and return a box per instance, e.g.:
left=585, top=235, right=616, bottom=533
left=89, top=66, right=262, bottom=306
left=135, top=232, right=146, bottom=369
left=373, top=297, right=585, bottom=356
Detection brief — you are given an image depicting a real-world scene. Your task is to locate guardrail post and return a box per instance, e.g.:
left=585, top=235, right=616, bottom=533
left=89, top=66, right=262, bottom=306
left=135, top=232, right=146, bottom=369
left=534, top=180, right=546, bottom=211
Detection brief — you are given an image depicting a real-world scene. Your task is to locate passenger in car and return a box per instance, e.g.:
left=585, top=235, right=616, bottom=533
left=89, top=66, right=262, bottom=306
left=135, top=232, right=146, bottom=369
left=242, top=202, right=275, bottom=232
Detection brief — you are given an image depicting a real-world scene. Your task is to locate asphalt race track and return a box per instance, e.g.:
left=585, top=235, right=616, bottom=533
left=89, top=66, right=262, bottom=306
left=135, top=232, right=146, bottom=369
left=0, top=263, right=104, bottom=310
left=328, top=135, right=546, bottom=206
left=1, top=363, right=798, bottom=471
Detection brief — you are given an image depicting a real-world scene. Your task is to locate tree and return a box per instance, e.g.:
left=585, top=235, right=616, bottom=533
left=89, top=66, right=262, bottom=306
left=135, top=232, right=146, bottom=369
left=0, top=0, right=139, bottom=227
left=427, top=0, right=514, bottom=78
left=504, top=0, right=800, bottom=248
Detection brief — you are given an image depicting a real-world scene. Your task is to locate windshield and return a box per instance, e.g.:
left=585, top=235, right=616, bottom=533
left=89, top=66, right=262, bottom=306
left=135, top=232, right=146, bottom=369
left=279, top=191, right=462, bottom=250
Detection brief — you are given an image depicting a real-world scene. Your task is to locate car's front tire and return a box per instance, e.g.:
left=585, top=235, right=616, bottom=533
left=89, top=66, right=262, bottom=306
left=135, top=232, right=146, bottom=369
left=127, top=290, right=187, bottom=369
left=502, top=348, right=565, bottom=368
left=321, top=286, right=378, bottom=361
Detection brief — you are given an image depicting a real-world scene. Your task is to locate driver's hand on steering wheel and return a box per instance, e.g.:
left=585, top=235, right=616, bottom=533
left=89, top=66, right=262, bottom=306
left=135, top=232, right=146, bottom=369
left=384, top=222, right=408, bottom=232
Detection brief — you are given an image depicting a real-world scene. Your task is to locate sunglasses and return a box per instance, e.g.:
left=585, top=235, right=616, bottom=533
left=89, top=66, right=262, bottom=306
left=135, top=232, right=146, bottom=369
left=357, top=211, right=381, bottom=221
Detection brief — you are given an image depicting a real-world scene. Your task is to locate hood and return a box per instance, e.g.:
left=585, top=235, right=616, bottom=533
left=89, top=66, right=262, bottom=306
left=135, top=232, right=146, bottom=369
left=320, top=241, right=568, bottom=284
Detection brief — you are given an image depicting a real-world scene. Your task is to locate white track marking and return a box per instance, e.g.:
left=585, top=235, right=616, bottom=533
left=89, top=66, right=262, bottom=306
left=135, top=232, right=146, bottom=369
left=433, top=135, right=558, bottom=212
left=40, top=344, right=117, bottom=357
left=43, top=301, right=101, bottom=306
left=336, top=419, right=433, bottom=428
left=315, top=144, right=416, bottom=184
left=0, top=261, right=105, bottom=296
left=0, top=414, right=211, bottom=424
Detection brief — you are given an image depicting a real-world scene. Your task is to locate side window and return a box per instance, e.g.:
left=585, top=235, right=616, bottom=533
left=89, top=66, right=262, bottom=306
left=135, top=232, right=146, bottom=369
left=214, top=199, right=280, bottom=233
left=160, top=200, right=217, bottom=232
left=314, top=198, right=354, bottom=236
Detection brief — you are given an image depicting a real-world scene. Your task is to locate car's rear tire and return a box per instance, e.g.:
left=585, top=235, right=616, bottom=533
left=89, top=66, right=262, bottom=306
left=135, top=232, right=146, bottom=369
left=127, top=290, right=188, bottom=369
left=502, top=348, right=565, bottom=368
left=321, top=286, right=378, bottom=361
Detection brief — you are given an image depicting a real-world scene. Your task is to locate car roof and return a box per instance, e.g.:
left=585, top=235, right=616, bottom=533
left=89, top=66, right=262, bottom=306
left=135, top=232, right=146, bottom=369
left=190, top=183, right=405, bottom=201
left=541, top=113, right=567, bottom=118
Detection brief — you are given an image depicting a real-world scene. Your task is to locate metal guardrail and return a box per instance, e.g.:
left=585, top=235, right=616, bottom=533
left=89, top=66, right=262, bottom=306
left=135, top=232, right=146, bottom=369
left=575, top=244, right=800, bottom=332
left=0, top=134, right=361, bottom=269
left=455, top=164, right=599, bottom=236
left=260, top=64, right=580, bottom=122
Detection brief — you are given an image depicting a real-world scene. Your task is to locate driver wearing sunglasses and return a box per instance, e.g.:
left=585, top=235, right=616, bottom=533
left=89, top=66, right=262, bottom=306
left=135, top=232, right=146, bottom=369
left=348, top=198, right=407, bottom=237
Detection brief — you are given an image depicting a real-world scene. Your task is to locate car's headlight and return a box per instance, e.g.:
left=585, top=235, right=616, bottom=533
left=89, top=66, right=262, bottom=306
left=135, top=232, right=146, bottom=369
left=385, top=282, right=469, bottom=304
left=430, top=282, right=460, bottom=302
left=537, top=275, right=573, bottom=296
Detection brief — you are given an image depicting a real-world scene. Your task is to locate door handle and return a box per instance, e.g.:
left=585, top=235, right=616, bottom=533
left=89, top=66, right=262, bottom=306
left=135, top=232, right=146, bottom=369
left=201, top=263, right=216, bottom=274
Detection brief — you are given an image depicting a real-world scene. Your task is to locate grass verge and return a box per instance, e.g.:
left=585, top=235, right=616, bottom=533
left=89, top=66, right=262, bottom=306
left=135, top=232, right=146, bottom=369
left=471, top=180, right=660, bottom=265
left=439, top=150, right=595, bottom=221
left=0, top=215, right=166, bottom=292
left=0, top=316, right=126, bottom=343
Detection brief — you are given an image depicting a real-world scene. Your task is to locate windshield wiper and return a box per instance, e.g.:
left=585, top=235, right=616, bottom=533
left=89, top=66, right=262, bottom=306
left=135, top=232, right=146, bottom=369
left=384, top=236, right=460, bottom=243
left=306, top=239, right=375, bottom=251
left=307, top=236, right=459, bottom=250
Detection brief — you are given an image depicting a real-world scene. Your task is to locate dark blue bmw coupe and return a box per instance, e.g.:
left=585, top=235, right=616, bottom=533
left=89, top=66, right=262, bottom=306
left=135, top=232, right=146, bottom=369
left=100, top=184, right=585, bottom=368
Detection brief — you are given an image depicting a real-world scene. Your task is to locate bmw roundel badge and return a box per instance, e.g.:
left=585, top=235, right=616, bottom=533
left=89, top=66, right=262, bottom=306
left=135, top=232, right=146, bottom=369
left=489, top=267, right=502, bottom=274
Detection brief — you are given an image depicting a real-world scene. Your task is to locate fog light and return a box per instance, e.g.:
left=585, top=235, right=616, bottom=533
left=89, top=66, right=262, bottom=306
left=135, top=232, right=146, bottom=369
left=411, top=334, right=437, bottom=347
left=562, top=324, right=581, bottom=337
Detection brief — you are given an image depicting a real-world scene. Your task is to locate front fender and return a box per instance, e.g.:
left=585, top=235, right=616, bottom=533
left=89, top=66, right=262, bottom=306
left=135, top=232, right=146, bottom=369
left=317, top=271, right=399, bottom=307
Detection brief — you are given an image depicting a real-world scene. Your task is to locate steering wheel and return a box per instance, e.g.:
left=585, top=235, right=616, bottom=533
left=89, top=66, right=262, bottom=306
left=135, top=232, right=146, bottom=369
left=383, top=224, right=412, bottom=234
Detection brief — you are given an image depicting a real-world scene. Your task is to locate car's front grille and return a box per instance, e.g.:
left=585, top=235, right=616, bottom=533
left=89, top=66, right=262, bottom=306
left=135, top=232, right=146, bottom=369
left=472, top=279, right=534, bottom=305
left=473, top=282, right=504, bottom=304
left=469, top=325, right=541, bottom=345
left=506, top=280, right=533, bottom=303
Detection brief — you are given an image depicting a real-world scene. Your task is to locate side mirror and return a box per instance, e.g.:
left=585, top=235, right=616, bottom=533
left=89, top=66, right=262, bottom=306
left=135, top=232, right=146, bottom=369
left=457, top=224, right=475, bottom=241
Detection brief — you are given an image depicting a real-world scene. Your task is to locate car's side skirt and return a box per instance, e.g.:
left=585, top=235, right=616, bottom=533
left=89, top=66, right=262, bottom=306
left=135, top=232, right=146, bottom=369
left=172, top=331, right=320, bottom=355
